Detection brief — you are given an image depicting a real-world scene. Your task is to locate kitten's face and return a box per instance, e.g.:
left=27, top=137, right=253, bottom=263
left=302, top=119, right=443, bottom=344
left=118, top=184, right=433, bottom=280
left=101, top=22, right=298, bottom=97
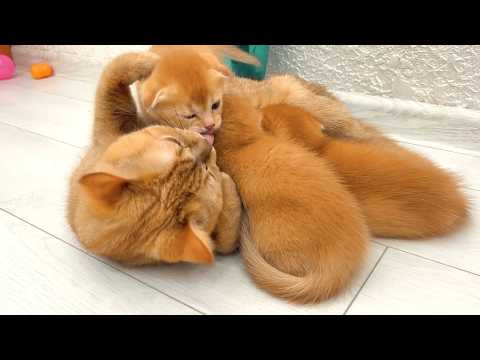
left=137, top=50, right=228, bottom=145
left=80, top=126, right=221, bottom=265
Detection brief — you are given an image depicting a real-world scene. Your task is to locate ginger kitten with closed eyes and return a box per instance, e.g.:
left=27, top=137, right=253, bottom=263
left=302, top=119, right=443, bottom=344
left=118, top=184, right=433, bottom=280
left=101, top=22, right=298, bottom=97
left=260, top=103, right=470, bottom=239
left=213, top=99, right=469, bottom=304
left=213, top=95, right=370, bottom=304
left=68, top=126, right=241, bottom=266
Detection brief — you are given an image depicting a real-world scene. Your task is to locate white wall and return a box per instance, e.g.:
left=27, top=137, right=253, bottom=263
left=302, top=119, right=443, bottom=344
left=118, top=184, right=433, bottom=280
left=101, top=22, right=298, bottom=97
left=12, top=45, right=480, bottom=111
left=269, top=45, right=480, bottom=111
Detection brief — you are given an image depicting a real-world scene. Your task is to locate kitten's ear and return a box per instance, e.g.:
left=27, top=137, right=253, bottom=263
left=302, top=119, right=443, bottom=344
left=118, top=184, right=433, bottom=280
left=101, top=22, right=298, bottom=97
left=209, top=68, right=229, bottom=80
left=199, top=51, right=233, bottom=77
left=79, top=172, right=127, bottom=209
left=141, top=84, right=176, bottom=112
left=208, top=69, right=229, bottom=88
left=179, top=223, right=214, bottom=265
left=214, top=45, right=260, bottom=66
left=213, top=63, right=233, bottom=77
left=149, top=88, right=169, bottom=110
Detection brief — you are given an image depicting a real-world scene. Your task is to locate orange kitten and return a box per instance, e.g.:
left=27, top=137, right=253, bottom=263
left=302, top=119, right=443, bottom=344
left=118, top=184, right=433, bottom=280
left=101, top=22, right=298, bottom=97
left=68, top=126, right=241, bottom=265
left=134, top=46, right=259, bottom=145
left=135, top=46, right=374, bottom=146
left=213, top=95, right=370, bottom=304
left=261, top=103, right=470, bottom=239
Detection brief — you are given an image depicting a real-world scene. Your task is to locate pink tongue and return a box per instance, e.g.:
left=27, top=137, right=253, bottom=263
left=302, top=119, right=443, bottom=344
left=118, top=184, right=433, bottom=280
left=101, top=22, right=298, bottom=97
left=203, top=134, right=215, bottom=145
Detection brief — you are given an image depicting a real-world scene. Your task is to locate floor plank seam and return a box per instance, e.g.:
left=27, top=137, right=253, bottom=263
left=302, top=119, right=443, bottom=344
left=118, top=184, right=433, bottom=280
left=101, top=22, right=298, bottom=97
left=5, top=82, right=94, bottom=104
left=371, top=242, right=480, bottom=278
left=0, top=121, right=86, bottom=150
left=394, top=139, right=480, bottom=158
left=0, top=206, right=205, bottom=315
left=15, top=67, right=101, bottom=85
left=343, top=246, right=388, bottom=315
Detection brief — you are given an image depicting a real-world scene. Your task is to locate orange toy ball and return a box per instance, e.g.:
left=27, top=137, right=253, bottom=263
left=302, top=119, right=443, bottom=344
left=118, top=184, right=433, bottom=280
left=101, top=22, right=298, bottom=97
left=31, top=63, right=54, bottom=79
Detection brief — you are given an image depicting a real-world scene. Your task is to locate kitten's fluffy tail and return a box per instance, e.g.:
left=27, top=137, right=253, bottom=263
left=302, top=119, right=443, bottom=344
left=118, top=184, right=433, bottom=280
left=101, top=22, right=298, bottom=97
left=240, top=216, right=350, bottom=304
left=209, top=45, right=261, bottom=66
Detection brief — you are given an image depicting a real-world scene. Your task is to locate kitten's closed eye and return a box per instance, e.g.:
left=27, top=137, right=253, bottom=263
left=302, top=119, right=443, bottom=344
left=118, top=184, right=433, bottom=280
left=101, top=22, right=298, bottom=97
left=184, top=114, right=197, bottom=120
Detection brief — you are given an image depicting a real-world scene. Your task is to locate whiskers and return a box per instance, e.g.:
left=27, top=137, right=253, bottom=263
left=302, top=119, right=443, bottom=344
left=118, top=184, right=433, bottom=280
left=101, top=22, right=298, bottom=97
left=160, top=116, right=178, bottom=129
left=208, top=169, right=217, bottom=180
left=173, top=110, right=186, bottom=130
left=146, top=107, right=185, bottom=130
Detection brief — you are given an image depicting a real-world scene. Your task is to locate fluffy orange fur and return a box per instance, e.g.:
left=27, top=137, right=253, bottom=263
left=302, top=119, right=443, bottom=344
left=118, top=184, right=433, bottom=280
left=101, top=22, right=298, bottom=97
left=261, top=104, right=470, bottom=239
left=134, top=46, right=259, bottom=145
left=213, top=98, right=469, bottom=304
left=68, top=126, right=241, bottom=265
left=91, top=51, right=162, bottom=146
left=214, top=95, right=370, bottom=303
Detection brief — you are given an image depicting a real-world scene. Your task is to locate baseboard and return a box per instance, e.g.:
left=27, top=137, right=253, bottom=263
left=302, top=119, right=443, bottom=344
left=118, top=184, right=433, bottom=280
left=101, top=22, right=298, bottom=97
left=335, top=91, right=480, bottom=123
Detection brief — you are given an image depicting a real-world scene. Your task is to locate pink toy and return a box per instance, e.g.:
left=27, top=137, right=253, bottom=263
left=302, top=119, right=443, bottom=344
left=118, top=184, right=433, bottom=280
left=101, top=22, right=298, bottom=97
left=0, top=55, right=15, bottom=80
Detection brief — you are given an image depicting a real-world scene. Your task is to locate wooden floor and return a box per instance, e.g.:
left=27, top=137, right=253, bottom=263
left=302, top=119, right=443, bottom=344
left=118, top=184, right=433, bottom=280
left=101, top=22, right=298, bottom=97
left=0, top=64, right=479, bottom=314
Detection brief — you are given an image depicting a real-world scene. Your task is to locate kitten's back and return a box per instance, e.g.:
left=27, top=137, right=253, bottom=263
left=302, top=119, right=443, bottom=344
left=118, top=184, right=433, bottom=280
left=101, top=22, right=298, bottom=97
left=215, top=96, right=369, bottom=303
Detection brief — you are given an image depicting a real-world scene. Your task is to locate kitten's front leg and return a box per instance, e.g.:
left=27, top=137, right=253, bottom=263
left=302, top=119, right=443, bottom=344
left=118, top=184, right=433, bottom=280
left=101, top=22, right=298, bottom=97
left=213, top=173, right=242, bottom=255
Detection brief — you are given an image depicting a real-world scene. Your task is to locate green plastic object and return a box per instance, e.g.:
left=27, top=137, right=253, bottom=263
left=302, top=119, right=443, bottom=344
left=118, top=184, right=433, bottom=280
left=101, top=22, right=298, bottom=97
left=225, top=45, right=269, bottom=80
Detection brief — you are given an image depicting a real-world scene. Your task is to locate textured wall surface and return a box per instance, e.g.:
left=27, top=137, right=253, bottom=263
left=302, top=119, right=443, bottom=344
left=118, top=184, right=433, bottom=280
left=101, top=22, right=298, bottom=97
left=13, top=45, right=480, bottom=110
left=269, top=45, right=480, bottom=111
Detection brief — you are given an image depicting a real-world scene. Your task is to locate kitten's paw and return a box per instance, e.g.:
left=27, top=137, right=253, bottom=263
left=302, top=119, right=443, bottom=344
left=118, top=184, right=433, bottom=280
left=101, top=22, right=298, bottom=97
left=213, top=235, right=240, bottom=255
left=214, top=172, right=241, bottom=254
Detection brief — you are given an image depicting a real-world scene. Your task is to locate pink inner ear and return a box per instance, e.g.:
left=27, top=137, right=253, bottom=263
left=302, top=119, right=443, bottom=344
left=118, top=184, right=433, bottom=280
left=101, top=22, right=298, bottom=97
left=149, top=89, right=168, bottom=110
left=180, top=224, right=214, bottom=265
left=198, top=51, right=233, bottom=77
left=208, top=69, right=230, bottom=89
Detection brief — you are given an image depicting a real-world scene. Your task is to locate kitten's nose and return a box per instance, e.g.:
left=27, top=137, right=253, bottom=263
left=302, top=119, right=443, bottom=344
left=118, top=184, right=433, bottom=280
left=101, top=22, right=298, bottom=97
left=203, top=115, right=215, bottom=130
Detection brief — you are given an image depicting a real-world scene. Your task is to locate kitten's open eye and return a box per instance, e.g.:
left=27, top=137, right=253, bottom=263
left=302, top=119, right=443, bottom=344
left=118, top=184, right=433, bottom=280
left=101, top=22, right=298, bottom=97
left=184, top=114, right=196, bottom=120
left=211, top=101, right=221, bottom=111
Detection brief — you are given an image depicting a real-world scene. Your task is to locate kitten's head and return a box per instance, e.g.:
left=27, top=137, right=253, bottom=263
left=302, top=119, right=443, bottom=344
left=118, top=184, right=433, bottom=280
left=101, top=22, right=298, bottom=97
left=137, top=48, right=229, bottom=145
left=79, top=126, right=221, bottom=265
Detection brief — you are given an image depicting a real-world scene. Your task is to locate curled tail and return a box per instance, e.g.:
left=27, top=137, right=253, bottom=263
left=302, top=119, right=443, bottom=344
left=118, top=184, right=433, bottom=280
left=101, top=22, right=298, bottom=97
left=240, top=214, right=353, bottom=304
left=93, top=52, right=160, bottom=143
